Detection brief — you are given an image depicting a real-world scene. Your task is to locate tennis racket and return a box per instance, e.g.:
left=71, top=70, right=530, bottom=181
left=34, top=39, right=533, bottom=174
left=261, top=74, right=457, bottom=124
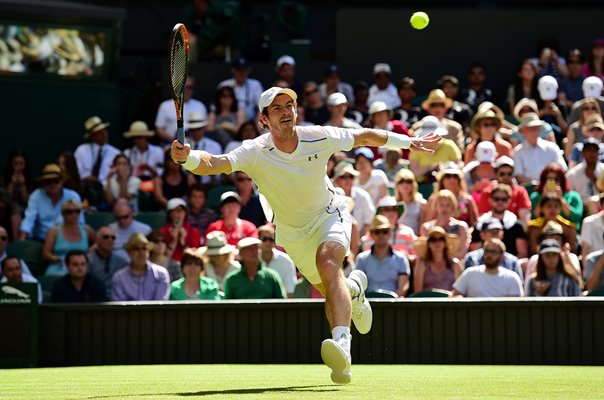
left=168, top=23, right=190, bottom=146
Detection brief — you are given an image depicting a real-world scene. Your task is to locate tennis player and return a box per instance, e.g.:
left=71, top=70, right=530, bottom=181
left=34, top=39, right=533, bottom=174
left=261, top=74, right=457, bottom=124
left=171, top=87, right=440, bottom=384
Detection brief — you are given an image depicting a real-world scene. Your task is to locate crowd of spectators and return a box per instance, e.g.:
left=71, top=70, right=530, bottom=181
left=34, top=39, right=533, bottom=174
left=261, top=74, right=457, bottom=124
left=2, top=36, right=604, bottom=302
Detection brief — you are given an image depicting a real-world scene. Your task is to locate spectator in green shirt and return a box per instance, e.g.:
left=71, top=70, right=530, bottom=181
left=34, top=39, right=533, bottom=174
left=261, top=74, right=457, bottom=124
left=224, top=237, right=286, bottom=299
left=169, top=248, right=221, bottom=300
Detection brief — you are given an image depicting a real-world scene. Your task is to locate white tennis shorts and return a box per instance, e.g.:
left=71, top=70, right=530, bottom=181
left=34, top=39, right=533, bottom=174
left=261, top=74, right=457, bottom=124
left=275, top=195, right=352, bottom=285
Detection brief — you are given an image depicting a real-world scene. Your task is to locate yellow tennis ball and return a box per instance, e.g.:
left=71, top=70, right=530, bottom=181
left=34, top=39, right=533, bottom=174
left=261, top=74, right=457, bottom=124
left=410, top=11, right=430, bottom=30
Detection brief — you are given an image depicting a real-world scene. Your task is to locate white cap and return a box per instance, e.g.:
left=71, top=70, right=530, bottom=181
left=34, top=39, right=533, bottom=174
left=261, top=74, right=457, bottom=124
left=237, top=237, right=262, bottom=249
left=373, top=63, right=391, bottom=75
left=327, top=92, right=347, bottom=106
left=494, top=155, right=515, bottom=169
left=413, top=115, right=448, bottom=137
left=368, top=101, right=390, bottom=115
left=537, top=75, right=558, bottom=101
left=167, top=197, right=187, bottom=212
left=276, top=55, right=296, bottom=69
left=475, top=141, right=497, bottom=163
left=258, top=87, right=298, bottom=113
left=583, top=76, right=603, bottom=98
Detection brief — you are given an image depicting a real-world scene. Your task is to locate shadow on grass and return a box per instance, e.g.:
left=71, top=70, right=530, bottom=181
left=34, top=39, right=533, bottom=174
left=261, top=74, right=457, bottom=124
left=87, top=385, right=341, bottom=398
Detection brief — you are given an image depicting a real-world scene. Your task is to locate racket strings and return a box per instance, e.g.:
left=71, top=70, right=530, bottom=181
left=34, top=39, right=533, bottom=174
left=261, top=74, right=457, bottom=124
left=170, top=36, right=188, bottom=94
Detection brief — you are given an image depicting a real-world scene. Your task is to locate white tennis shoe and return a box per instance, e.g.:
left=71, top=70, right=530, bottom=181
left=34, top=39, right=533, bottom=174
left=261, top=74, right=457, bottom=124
left=321, top=336, right=352, bottom=384
left=349, top=270, right=373, bottom=334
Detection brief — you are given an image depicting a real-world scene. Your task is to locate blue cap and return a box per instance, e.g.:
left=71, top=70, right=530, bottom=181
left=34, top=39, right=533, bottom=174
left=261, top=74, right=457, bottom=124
left=231, top=57, right=250, bottom=69
left=354, top=147, right=374, bottom=160
left=325, top=64, right=341, bottom=76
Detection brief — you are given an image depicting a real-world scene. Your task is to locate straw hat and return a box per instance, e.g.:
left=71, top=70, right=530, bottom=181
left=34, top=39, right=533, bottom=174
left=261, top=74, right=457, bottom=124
left=421, top=89, right=453, bottom=111
left=38, top=163, right=64, bottom=181
left=513, top=98, right=539, bottom=120
left=471, top=110, right=502, bottom=132
left=368, top=215, right=392, bottom=231
left=124, top=232, right=153, bottom=251
left=84, top=116, right=110, bottom=138
left=200, top=231, right=236, bottom=256
left=333, top=161, right=359, bottom=179
left=237, top=237, right=262, bottom=249
left=517, top=113, right=545, bottom=130
left=123, top=121, right=154, bottom=138
left=414, top=226, right=459, bottom=259
left=435, top=161, right=464, bottom=183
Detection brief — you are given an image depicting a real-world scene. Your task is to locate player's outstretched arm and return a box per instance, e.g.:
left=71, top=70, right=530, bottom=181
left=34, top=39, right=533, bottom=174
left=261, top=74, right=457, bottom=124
left=170, top=140, right=232, bottom=176
left=352, top=129, right=441, bottom=154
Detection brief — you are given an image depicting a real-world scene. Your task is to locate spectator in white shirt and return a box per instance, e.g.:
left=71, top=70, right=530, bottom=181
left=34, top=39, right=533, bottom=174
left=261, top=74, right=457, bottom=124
left=513, top=113, right=567, bottom=184
left=123, top=121, right=164, bottom=181
left=218, top=57, right=264, bottom=121
left=367, top=63, right=400, bottom=111
left=155, top=76, right=208, bottom=144
left=566, top=137, right=604, bottom=205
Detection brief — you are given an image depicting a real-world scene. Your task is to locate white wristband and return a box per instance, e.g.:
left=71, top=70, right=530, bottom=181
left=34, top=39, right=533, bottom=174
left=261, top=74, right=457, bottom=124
left=384, top=132, right=411, bottom=150
left=182, top=151, right=201, bottom=171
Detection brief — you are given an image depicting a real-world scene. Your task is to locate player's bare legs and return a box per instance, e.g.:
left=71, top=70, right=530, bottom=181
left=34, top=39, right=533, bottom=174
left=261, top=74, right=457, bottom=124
left=316, top=241, right=351, bottom=327
left=314, top=241, right=372, bottom=384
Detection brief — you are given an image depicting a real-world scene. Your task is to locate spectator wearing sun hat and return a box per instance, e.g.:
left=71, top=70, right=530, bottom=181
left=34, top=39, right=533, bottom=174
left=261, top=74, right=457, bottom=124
left=464, top=110, right=513, bottom=164
left=223, top=237, right=286, bottom=299
left=368, top=63, right=400, bottom=111
left=412, top=89, right=464, bottom=150
left=74, top=116, right=120, bottom=184
left=360, top=196, right=416, bottom=260
left=160, top=198, right=201, bottom=262
left=200, top=231, right=240, bottom=290
left=513, top=113, right=568, bottom=184
left=19, top=164, right=83, bottom=242
left=206, top=191, right=258, bottom=246
left=123, top=121, right=165, bottom=180
left=355, top=215, right=410, bottom=297
left=111, top=232, right=170, bottom=301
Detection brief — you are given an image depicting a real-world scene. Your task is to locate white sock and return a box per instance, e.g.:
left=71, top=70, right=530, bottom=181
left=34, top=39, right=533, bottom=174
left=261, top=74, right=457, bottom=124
left=332, top=326, right=351, bottom=341
left=345, top=277, right=361, bottom=299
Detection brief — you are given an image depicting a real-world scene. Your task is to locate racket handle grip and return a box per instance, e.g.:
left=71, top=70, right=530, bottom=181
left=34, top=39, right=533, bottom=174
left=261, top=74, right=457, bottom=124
left=175, top=127, right=186, bottom=164
left=176, top=127, right=185, bottom=145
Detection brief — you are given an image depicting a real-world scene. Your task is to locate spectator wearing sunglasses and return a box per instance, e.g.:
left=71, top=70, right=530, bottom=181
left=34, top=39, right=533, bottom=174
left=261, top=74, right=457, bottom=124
left=87, top=226, right=128, bottom=299
left=19, top=164, right=83, bottom=242
left=413, top=226, right=461, bottom=293
left=42, top=199, right=95, bottom=276
left=108, top=199, right=152, bottom=261
left=464, top=111, right=513, bottom=164
left=565, top=99, right=602, bottom=162
left=258, top=224, right=296, bottom=297
left=355, top=215, right=410, bottom=297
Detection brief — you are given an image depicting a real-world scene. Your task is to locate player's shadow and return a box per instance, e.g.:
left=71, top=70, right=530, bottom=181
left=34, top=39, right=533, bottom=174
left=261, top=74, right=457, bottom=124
left=177, top=385, right=340, bottom=396
left=87, top=385, right=340, bottom=399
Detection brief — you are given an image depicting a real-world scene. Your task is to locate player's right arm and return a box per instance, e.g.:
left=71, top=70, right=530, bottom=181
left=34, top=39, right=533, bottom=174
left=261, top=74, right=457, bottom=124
left=170, top=140, right=232, bottom=176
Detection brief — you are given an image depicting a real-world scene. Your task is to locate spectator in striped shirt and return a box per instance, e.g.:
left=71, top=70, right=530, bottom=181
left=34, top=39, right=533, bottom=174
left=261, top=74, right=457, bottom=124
left=111, top=233, right=170, bottom=301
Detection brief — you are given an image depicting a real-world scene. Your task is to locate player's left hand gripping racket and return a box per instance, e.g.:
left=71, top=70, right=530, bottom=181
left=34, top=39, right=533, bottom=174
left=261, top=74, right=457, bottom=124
left=169, top=23, right=190, bottom=148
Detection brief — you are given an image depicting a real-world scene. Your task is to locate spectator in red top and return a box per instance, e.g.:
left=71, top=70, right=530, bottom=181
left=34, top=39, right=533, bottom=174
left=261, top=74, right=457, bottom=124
left=206, top=191, right=258, bottom=246
left=477, top=156, right=531, bottom=228
left=160, top=198, right=201, bottom=262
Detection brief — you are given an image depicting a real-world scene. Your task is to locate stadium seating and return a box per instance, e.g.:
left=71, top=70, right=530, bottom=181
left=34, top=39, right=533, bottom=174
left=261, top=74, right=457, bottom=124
left=135, top=211, right=167, bottom=230
left=366, top=289, right=397, bottom=298
left=85, top=212, right=116, bottom=231
left=6, top=240, right=46, bottom=276
left=408, top=288, right=451, bottom=298
left=207, top=185, right=236, bottom=212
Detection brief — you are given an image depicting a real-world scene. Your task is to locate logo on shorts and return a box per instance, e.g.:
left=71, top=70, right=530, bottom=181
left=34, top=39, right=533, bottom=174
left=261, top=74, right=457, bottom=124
left=308, top=154, right=318, bottom=161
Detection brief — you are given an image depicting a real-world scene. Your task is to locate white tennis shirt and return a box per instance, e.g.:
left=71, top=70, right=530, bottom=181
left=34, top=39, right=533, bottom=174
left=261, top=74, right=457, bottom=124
left=227, top=125, right=356, bottom=233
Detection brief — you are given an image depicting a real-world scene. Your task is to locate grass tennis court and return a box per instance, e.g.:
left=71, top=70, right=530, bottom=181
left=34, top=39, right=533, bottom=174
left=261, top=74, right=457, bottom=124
left=2, top=364, right=603, bottom=399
